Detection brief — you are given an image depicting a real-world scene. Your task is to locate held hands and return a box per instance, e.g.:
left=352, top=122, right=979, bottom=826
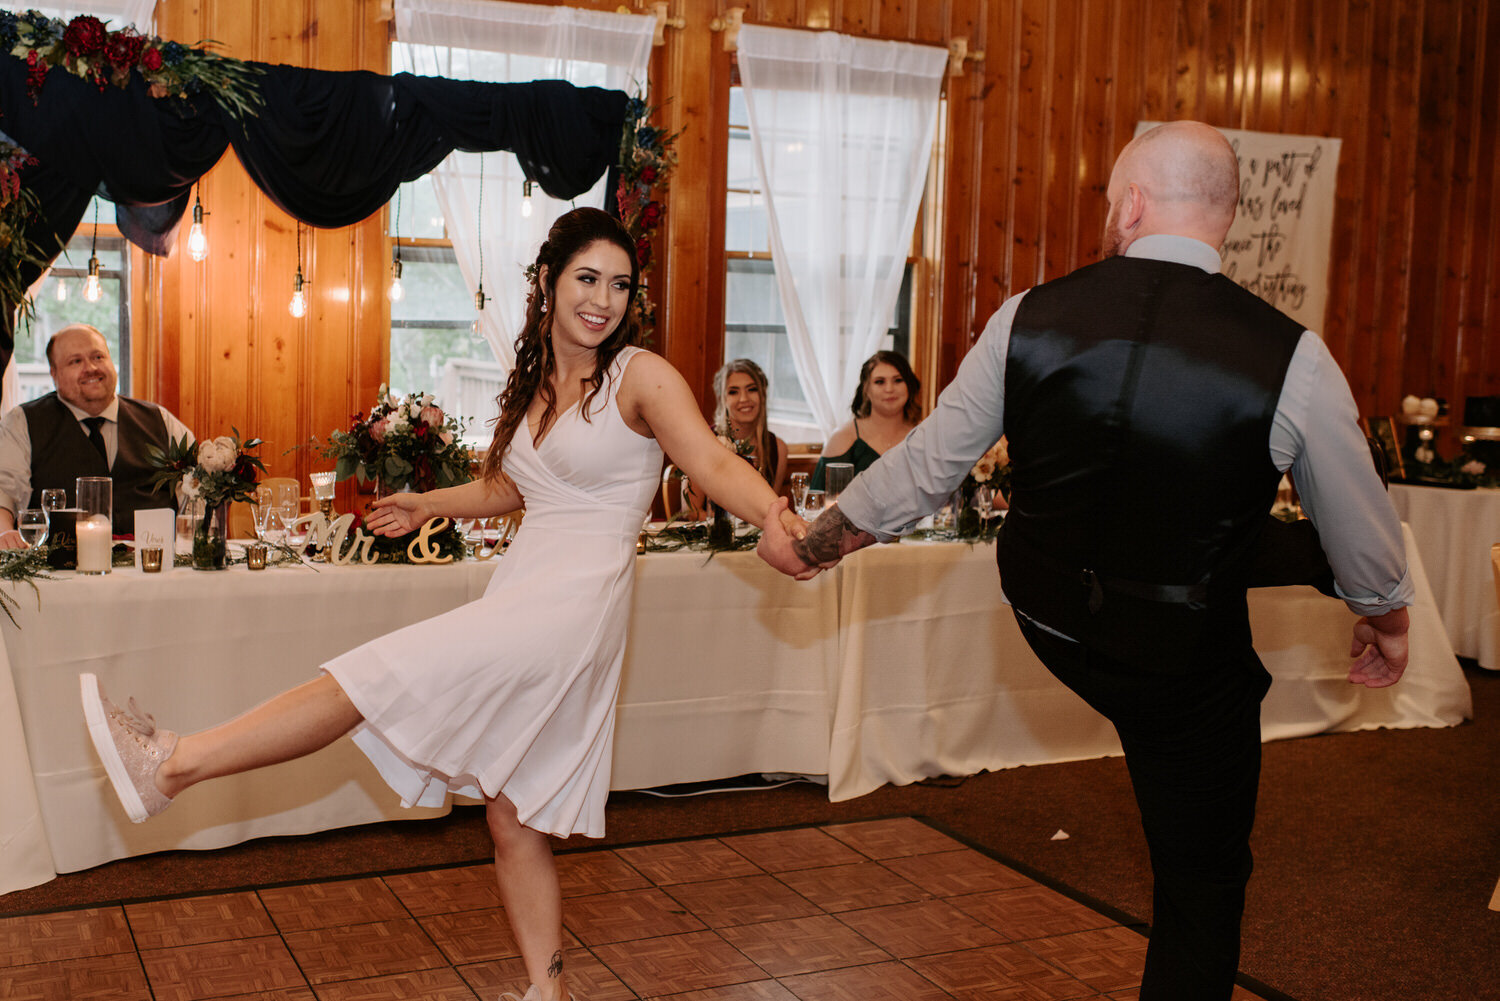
left=1347, top=606, right=1410, bottom=688
left=364, top=493, right=430, bottom=538
left=757, top=497, right=822, bottom=580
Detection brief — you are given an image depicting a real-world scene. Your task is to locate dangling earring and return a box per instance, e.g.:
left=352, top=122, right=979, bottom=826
left=540, top=293, right=548, bottom=313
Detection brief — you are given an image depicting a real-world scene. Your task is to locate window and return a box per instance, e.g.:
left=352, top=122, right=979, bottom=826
left=724, top=85, right=922, bottom=443
left=23, top=212, right=130, bottom=403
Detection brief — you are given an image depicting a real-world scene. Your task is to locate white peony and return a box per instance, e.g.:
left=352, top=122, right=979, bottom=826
left=197, top=436, right=238, bottom=472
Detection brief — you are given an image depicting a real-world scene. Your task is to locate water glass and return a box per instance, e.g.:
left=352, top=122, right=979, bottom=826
left=823, top=462, right=855, bottom=502
left=17, top=509, right=48, bottom=548
left=800, top=489, right=826, bottom=521
left=788, top=472, right=809, bottom=514
left=40, top=488, right=67, bottom=513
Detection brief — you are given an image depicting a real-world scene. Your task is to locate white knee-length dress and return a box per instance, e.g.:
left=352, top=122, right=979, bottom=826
left=324, top=347, right=662, bottom=838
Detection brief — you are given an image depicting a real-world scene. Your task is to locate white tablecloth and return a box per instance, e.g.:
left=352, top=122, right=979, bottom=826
left=1390, top=483, right=1500, bottom=667
left=0, top=526, right=1470, bottom=896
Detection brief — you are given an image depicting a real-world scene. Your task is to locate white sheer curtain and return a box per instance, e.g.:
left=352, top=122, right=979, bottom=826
left=737, top=25, right=946, bottom=436
left=393, top=0, right=653, bottom=369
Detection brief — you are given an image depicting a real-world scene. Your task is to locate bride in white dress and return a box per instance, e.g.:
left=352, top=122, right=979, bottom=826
left=81, top=207, right=809, bottom=1001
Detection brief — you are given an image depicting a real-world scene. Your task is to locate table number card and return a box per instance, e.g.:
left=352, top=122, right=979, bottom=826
left=134, top=509, right=175, bottom=572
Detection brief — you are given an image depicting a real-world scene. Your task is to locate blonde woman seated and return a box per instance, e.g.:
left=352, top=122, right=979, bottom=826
left=812, top=350, right=921, bottom=490
left=687, top=359, right=788, bottom=515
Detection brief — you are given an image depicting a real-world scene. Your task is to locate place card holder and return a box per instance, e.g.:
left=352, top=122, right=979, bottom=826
left=45, top=509, right=81, bottom=570
left=134, top=508, right=175, bottom=573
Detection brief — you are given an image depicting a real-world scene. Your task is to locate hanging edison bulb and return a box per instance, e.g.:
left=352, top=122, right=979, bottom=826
left=82, top=257, right=102, bottom=302
left=186, top=193, right=209, bottom=262
left=388, top=255, right=404, bottom=302
left=521, top=178, right=534, bottom=218
left=289, top=267, right=307, bottom=318
left=54, top=276, right=67, bottom=301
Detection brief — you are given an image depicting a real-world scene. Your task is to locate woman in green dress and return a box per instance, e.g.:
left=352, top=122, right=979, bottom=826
left=811, top=350, right=922, bottom=490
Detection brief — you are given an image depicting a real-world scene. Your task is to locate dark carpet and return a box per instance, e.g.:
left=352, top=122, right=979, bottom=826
left=4, top=664, right=1497, bottom=1001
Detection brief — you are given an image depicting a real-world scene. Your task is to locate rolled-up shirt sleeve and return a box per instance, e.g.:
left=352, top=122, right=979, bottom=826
left=1271, top=332, right=1414, bottom=616
left=0, top=406, right=32, bottom=516
left=836, top=294, right=1020, bottom=541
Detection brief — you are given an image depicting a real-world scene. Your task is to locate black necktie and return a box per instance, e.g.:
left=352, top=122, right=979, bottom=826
left=83, top=417, right=108, bottom=463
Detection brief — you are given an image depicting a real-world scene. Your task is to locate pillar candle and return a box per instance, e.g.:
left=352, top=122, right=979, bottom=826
left=76, top=514, right=112, bottom=574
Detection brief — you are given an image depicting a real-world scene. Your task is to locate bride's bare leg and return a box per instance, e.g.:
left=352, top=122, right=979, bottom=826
left=155, top=674, right=363, bottom=799
left=487, top=794, right=569, bottom=1001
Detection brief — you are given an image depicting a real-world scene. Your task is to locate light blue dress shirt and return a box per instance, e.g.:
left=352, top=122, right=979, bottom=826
left=836, top=234, right=1413, bottom=617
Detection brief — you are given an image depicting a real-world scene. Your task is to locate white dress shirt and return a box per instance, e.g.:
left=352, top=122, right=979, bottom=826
left=0, top=396, right=194, bottom=516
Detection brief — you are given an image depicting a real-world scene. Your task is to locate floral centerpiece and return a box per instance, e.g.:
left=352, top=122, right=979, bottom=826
left=615, top=95, right=680, bottom=342
left=0, top=10, right=263, bottom=118
left=956, top=437, right=1011, bottom=539
left=146, top=429, right=266, bottom=569
left=314, top=386, right=474, bottom=495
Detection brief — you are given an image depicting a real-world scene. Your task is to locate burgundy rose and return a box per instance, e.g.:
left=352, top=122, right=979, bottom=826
left=640, top=165, right=659, bottom=184
left=62, top=15, right=108, bottom=57
left=642, top=201, right=663, bottom=228
left=106, top=30, right=146, bottom=71
left=141, top=46, right=163, bottom=71
left=635, top=237, right=653, bottom=268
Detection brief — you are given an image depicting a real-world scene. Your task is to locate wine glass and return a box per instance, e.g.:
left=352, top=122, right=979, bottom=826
left=17, top=509, right=48, bottom=548
left=973, top=485, right=997, bottom=533
left=40, top=488, right=67, bottom=515
left=788, top=472, right=809, bottom=515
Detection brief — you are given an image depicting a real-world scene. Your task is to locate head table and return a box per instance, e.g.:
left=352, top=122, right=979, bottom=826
left=0, top=524, right=1470, bottom=897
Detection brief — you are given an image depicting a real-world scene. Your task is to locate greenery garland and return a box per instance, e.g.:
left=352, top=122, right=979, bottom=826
left=615, top=95, right=679, bottom=342
left=0, top=138, right=42, bottom=321
left=0, top=9, right=264, bottom=119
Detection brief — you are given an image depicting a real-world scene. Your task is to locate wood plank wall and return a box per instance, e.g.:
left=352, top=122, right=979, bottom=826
left=134, top=0, right=1500, bottom=476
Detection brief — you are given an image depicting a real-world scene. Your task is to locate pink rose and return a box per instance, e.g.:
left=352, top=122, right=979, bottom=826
left=370, top=417, right=390, bottom=443
left=419, top=405, right=443, bottom=428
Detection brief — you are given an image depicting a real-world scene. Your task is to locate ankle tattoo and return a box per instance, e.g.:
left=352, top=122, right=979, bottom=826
left=547, top=950, right=564, bottom=979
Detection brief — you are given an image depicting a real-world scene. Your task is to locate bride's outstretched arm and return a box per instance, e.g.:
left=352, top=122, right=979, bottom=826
left=365, top=474, right=523, bottom=537
left=623, top=351, right=804, bottom=536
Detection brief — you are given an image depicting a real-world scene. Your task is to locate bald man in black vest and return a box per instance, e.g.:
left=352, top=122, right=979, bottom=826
left=0, top=324, right=193, bottom=548
left=762, top=122, right=1412, bottom=1000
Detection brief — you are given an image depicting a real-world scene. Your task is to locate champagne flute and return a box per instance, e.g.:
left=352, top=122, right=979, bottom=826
left=17, top=509, right=48, bottom=548
left=973, top=485, right=996, bottom=533
left=789, top=472, right=809, bottom=515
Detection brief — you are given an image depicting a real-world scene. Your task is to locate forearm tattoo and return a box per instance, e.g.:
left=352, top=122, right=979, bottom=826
left=793, top=507, right=872, bottom=564
left=548, top=950, right=564, bottom=979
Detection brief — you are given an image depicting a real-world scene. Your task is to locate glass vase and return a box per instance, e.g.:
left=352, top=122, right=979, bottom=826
left=191, top=498, right=230, bottom=571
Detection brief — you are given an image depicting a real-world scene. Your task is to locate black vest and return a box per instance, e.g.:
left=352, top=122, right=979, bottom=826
left=22, top=393, right=177, bottom=522
left=996, top=255, right=1303, bottom=672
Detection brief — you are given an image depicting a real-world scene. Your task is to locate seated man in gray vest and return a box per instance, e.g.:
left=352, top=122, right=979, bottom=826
left=0, top=323, right=194, bottom=548
left=762, top=121, right=1411, bottom=1001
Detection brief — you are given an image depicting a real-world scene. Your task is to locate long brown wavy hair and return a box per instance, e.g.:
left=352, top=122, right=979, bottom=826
left=851, top=350, right=922, bottom=424
left=481, top=208, right=642, bottom=483
left=712, top=358, right=776, bottom=482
